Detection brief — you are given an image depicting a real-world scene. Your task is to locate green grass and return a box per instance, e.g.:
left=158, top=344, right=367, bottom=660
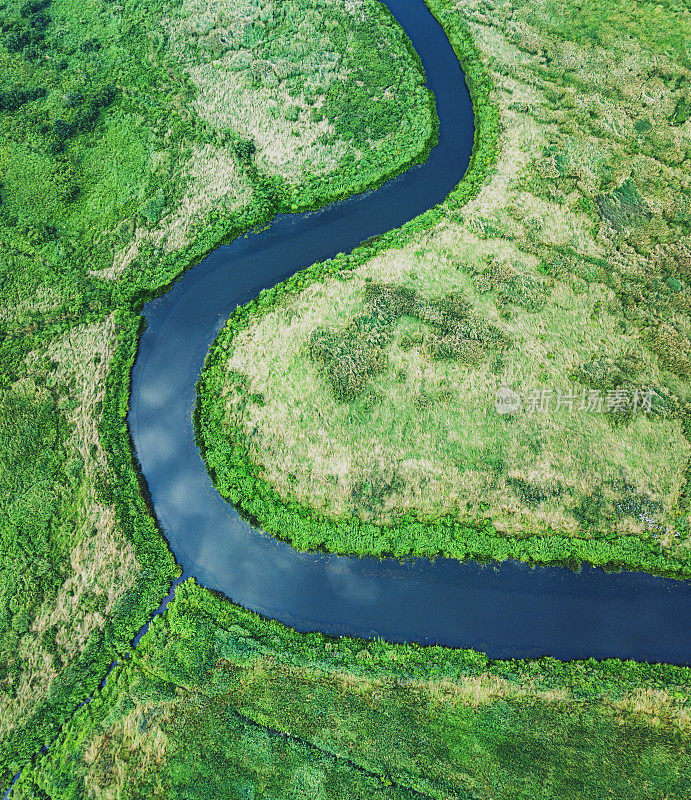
left=0, top=0, right=435, bottom=782
left=169, top=0, right=437, bottom=208
left=2, top=0, right=689, bottom=791
left=13, top=580, right=691, bottom=800
left=198, top=0, right=691, bottom=576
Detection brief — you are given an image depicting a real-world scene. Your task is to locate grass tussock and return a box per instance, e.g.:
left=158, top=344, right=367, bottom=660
left=308, top=282, right=510, bottom=402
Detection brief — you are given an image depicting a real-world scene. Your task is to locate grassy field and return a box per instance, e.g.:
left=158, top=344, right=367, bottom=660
left=0, top=318, right=140, bottom=768
left=169, top=0, right=436, bottom=208
left=2, top=0, right=690, bottom=793
left=13, top=580, right=691, bottom=800
left=199, top=0, right=691, bottom=573
left=0, top=0, right=434, bottom=782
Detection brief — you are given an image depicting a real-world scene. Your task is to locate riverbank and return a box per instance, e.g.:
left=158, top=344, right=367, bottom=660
left=13, top=579, right=691, bottom=800
left=198, top=0, right=691, bottom=578
left=0, top=0, right=436, bottom=784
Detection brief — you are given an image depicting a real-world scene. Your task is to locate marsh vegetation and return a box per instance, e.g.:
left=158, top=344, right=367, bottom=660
left=200, top=0, right=691, bottom=573
left=2, top=0, right=689, bottom=792
left=0, top=0, right=434, bottom=781
left=13, top=581, right=691, bottom=800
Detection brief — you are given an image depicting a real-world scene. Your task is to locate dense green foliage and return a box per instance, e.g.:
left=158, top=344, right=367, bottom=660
left=14, top=580, right=691, bottom=799
left=0, top=0, right=436, bottom=783
left=197, top=0, right=691, bottom=578
left=3, top=0, right=688, bottom=792
left=0, top=390, right=69, bottom=690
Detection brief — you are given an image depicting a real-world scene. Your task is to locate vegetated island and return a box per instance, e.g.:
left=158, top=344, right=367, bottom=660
left=0, top=0, right=435, bottom=783
left=198, top=0, right=691, bottom=579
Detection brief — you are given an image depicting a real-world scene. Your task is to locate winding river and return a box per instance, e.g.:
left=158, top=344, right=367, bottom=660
left=129, top=0, right=691, bottom=665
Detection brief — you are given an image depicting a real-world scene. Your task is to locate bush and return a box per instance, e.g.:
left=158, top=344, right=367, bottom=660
left=0, top=86, right=45, bottom=112
left=20, top=0, right=51, bottom=18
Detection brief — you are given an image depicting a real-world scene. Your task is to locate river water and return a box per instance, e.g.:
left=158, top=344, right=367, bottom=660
left=128, top=0, right=691, bottom=664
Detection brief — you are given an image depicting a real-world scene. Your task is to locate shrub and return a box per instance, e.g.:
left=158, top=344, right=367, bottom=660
left=20, top=0, right=51, bottom=18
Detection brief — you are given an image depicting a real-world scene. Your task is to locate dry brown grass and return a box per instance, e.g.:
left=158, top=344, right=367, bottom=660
left=167, top=0, right=352, bottom=181
left=104, top=143, right=254, bottom=279
left=222, top=232, right=689, bottom=533
left=83, top=702, right=174, bottom=800
left=44, top=317, right=117, bottom=468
